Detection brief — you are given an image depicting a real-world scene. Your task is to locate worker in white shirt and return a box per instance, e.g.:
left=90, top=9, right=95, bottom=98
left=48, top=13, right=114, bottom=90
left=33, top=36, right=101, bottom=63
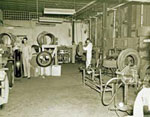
left=83, top=38, right=93, bottom=68
left=22, top=37, right=31, bottom=79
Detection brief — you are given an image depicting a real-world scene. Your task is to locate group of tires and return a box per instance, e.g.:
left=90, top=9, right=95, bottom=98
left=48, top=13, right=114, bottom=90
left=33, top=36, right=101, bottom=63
left=36, top=31, right=57, bottom=67
left=1, top=32, right=149, bottom=85
left=109, top=48, right=150, bottom=81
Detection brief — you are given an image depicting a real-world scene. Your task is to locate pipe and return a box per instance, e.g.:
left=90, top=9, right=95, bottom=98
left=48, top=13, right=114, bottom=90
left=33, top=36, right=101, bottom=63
left=93, top=2, right=130, bottom=18
left=72, top=21, right=75, bottom=44
left=36, top=0, right=38, bottom=18
left=102, top=77, right=122, bottom=106
left=141, top=4, right=144, bottom=27
left=95, top=17, right=98, bottom=46
left=74, top=0, right=97, bottom=16
left=113, top=10, right=116, bottom=48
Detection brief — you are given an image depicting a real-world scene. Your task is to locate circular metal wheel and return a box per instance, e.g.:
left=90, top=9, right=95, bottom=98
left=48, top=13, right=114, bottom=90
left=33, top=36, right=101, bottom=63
left=37, top=31, right=55, bottom=46
left=117, top=48, right=140, bottom=71
left=36, top=51, right=52, bottom=67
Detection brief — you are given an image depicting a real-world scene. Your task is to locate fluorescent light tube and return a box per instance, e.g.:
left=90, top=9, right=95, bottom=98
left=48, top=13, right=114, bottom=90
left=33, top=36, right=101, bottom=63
left=44, top=8, right=76, bottom=15
left=39, top=17, right=63, bottom=23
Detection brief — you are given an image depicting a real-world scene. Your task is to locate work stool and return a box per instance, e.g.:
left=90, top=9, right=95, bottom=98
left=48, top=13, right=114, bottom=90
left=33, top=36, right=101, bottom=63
left=82, top=68, right=115, bottom=95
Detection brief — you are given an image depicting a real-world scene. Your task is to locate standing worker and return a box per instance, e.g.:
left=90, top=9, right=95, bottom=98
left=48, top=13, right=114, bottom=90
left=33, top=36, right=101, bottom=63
left=22, top=37, right=31, bottom=79
left=83, top=38, right=93, bottom=68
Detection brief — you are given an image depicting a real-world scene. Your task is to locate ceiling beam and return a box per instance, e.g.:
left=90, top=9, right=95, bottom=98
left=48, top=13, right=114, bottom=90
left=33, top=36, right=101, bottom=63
left=76, top=0, right=97, bottom=13
left=127, top=0, right=150, bottom=2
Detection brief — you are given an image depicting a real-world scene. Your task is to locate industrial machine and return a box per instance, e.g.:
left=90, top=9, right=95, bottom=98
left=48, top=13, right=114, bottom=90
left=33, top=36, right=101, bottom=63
left=0, top=33, right=16, bottom=87
left=0, top=48, right=9, bottom=107
left=0, top=68, right=9, bottom=108
left=57, top=46, right=71, bottom=64
left=82, top=48, right=148, bottom=116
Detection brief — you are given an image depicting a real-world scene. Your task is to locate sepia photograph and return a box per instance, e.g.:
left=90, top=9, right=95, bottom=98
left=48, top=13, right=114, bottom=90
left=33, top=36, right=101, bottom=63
left=0, top=0, right=150, bottom=117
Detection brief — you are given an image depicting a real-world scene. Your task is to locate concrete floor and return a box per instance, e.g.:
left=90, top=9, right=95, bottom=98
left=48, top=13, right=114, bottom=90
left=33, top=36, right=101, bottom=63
left=1, top=64, right=125, bottom=117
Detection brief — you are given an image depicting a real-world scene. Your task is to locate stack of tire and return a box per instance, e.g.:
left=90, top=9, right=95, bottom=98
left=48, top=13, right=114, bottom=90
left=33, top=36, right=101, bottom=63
left=36, top=31, right=57, bottom=67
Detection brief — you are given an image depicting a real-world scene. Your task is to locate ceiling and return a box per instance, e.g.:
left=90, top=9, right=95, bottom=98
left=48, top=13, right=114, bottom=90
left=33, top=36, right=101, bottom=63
left=0, top=0, right=128, bottom=19
left=0, top=0, right=96, bottom=12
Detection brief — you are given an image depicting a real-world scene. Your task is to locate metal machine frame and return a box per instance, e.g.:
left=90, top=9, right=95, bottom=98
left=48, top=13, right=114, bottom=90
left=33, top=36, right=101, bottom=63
left=0, top=68, right=9, bottom=107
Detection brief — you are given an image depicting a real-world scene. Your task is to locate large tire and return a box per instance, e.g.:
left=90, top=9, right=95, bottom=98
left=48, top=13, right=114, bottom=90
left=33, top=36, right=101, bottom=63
left=14, top=49, right=22, bottom=77
left=36, top=51, right=52, bottom=67
left=37, top=31, right=55, bottom=46
left=117, top=48, right=140, bottom=71
left=0, top=33, right=16, bottom=46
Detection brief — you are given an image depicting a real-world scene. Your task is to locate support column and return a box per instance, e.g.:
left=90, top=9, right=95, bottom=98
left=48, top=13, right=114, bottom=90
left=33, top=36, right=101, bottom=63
left=72, top=20, right=75, bottom=44
left=102, top=2, right=107, bottom=63
left=128, top=4, right=132, bottom=37
left=95, top=17, right=98, bottom=46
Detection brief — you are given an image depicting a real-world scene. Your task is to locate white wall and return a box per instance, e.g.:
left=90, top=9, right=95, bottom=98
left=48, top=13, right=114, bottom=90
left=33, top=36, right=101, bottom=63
left=0, top=20, right=72, bottom=46
left=74, top=22, right=89, bottom=45
left=0, top=20, right=89, bottom=46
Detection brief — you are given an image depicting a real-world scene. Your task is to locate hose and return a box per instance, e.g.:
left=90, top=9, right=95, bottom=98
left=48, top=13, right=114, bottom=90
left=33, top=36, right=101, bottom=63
left=102, top=77, right=122, bottom=106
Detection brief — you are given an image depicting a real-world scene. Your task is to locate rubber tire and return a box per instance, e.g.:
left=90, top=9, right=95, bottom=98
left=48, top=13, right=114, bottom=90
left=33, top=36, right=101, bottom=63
left=14, top=49, right=22, bottom=78
left=37, top=31, right=55, bottom=46
left=117, top=48, right=140, bottom=71
left=0, top=33, right=16, bottom=46
left=36, top=51, right=52, bottom=67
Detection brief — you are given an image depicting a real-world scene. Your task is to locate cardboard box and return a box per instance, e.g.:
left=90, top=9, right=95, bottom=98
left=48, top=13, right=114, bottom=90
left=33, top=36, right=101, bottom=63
left=44, top=66, right=52, bottom=76
left=51, top=65, right=61, bottom=76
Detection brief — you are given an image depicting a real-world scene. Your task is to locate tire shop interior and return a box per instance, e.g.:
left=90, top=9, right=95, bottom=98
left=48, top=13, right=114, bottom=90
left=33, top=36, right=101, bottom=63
left=0, top=0, right=150, bottom=117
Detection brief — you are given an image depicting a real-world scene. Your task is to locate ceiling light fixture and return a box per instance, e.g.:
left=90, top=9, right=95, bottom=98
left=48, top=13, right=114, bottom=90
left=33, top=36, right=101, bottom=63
left=39, top=17, right=64, bottom=23
left=44, top=8, right=76, bottom=15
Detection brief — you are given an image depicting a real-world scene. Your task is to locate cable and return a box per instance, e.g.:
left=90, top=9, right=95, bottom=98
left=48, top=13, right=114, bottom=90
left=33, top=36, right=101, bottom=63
left=101, top=77, right=122, bottom=106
